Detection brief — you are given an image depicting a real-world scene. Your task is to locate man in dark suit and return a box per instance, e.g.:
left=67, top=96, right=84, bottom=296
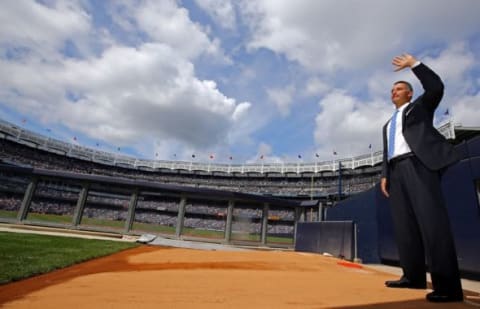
left=380, top=53, right=463, bottom=302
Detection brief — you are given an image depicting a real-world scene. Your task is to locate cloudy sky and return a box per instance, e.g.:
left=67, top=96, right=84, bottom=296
left=1, top=0, right=479, bottom=164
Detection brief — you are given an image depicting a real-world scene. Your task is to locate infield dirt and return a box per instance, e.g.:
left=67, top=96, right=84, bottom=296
left=0, top=245, right=477, bottom=308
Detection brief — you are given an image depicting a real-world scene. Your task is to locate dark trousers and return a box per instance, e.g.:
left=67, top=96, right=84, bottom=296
left=389, top=155, right=462, bottom=294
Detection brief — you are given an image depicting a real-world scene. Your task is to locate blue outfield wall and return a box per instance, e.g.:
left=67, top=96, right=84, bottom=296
left=295, top=221, right=355, bottom=260
left=327, top=136, right=480, bottom=276
left=326, top=188, right=380, bottom=263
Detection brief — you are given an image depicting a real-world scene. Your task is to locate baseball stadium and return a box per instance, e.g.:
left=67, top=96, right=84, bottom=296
left=1, top=117, right=480, bottom=308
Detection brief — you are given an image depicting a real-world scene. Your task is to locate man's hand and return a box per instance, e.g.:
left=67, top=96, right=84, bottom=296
left=380, top=177, right=389, bottom=198
left=392, top=53, right=417, bottom=72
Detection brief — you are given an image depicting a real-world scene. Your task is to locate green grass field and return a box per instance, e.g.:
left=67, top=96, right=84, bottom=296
left=0, top=232, right=139, bottom=285
left=0, top=210, right=293, bottom=244
left=0, top=209, right=17, bottom=219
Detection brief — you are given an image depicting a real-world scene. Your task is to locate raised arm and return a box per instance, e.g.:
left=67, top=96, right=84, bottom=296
left=392, top=53, right=444, bottom=112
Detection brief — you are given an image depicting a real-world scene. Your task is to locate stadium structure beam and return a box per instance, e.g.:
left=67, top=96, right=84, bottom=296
left=293, top=207, right=302, bottom=248
left=261, top=203, right=269, bottom=246
left=72, top=182, right=90, bottom=227
left=224, top=200, right=234, bottom=243
left=175, top=196, right=187, bottom=238
left=17, top=176, right=38, bottom=222
left=124, top=188, right=138, bottom=233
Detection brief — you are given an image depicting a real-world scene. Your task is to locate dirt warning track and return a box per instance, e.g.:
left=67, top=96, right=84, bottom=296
left=1, top=246, right=478, bottom=308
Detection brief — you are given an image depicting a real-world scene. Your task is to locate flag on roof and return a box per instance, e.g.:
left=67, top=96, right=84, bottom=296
left=315, top=153, right=319, bottom=158
left=192, top=154, right=196, bottom=158
left=260, top=155, right=264, bottom=159
left=298, top=154, right=302, bottom=159
left=444, top=108, right=449, bottom=116
left=333, top=150, right=337, bottom=155
left=209, top=154, right=214, bottom=159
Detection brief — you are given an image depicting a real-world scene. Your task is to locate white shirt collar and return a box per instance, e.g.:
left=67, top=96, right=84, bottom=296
left=396, top=102, right=411, bottom=113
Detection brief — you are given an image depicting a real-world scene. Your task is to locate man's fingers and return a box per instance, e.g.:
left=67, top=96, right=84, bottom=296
left=380, top=178, right=390, bottom=197
left=381, top=185, right=389, bottom=197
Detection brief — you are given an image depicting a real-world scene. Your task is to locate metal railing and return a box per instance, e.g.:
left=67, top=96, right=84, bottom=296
left=0, top=118, right=456, bottom=174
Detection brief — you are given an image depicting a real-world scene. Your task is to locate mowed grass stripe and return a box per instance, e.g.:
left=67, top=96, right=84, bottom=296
left=0, top=232, right=139, bottom=285
left=0, top=210, right=293, bottom=243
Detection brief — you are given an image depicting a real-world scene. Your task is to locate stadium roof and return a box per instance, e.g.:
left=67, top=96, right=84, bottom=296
left=450, top=124, right=480, bottom=144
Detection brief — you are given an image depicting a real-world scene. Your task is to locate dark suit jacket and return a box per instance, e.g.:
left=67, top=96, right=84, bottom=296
left=381, top=63, right=459, bottom=180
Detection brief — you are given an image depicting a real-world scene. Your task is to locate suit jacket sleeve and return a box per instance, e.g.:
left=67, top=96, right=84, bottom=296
left=402, top=62, right=458, bottom=170
left=411, top=63, right=444, bottom=113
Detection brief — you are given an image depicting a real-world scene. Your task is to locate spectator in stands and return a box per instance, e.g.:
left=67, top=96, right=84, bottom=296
left=380, top=53, right=462, bottom=302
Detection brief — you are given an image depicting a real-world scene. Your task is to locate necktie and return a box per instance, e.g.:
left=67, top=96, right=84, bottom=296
left=388, top=109, right=399, bottom=160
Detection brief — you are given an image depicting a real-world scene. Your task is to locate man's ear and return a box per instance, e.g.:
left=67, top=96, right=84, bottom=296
left=408, top=91, right=413, bottom=100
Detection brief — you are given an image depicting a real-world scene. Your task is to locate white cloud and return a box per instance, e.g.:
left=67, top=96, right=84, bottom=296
left=266, top=84, right=296, bottom=116
left=194, top=0, right=236, bottom=30
left=314, top=90, right=390, bottom=157
left=137, top=0, right=220, bottom=59
left=246, top=142, right=284, bottom=163
left=0, top=0, right=252, bottom=157
left=232, top=102, right=251, bottom=122
left=304, top=77, right=330, bottom=97
left=451, top=93, right=480, bottom=127
left=239, top=0, right=480, bottom=74
left=0, top=0, right=91, bottom=51
left=424, top=42, right=476, bottom=97
left=0, top=0, right=99, bottom=66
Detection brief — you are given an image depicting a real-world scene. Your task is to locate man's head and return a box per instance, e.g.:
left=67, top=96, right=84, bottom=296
left=391, top=81, right=413, bottom=108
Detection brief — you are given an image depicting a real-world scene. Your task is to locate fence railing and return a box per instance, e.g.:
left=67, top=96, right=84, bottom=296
left=0, top=118, right=455, bottom=174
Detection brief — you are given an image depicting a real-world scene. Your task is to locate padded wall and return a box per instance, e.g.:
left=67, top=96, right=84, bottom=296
left=326, top=189, right=380, bottom=263
left=295, top=221, right=354, bottom=260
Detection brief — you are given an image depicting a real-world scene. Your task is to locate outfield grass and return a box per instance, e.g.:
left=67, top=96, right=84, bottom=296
left=0, top=232, right=139, bottom=285
left=26, top=212, right=73, bottom=224
left=1, top=210, right=293, bottom=244
left=0, top=209, right=17, bottom=219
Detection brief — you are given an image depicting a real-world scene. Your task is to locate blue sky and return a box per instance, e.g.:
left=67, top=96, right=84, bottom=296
left=1, top=0, right=479, bottom=164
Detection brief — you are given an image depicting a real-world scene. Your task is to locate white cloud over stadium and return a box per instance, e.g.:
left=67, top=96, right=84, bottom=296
left=1, top=0, right=479, bottom=162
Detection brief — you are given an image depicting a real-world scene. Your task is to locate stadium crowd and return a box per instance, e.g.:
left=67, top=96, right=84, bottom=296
left=1, top=139, right=380, bottom=196
left=1, top=137, right=376, bottom=236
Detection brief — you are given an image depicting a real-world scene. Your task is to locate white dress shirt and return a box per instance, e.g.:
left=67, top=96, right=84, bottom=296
left=387, top=102, right=412, bottom=159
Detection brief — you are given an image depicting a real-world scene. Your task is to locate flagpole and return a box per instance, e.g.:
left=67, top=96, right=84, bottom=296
left=189, top=154, right=195, bottom=171
left=370, top=145, right=374, bottom=166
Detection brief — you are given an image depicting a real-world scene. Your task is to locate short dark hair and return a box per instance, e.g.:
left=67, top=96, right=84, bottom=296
left=394, top=80, right=413, bottom=92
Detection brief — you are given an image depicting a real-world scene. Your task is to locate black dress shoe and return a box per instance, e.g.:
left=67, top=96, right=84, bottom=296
left=385, top=277, right=426, bottom=289
left=426, top=291, right=463, bottom=302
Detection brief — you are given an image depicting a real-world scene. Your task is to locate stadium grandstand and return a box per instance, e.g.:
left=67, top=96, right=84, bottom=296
left=1, top=117, right=479, bottom=249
